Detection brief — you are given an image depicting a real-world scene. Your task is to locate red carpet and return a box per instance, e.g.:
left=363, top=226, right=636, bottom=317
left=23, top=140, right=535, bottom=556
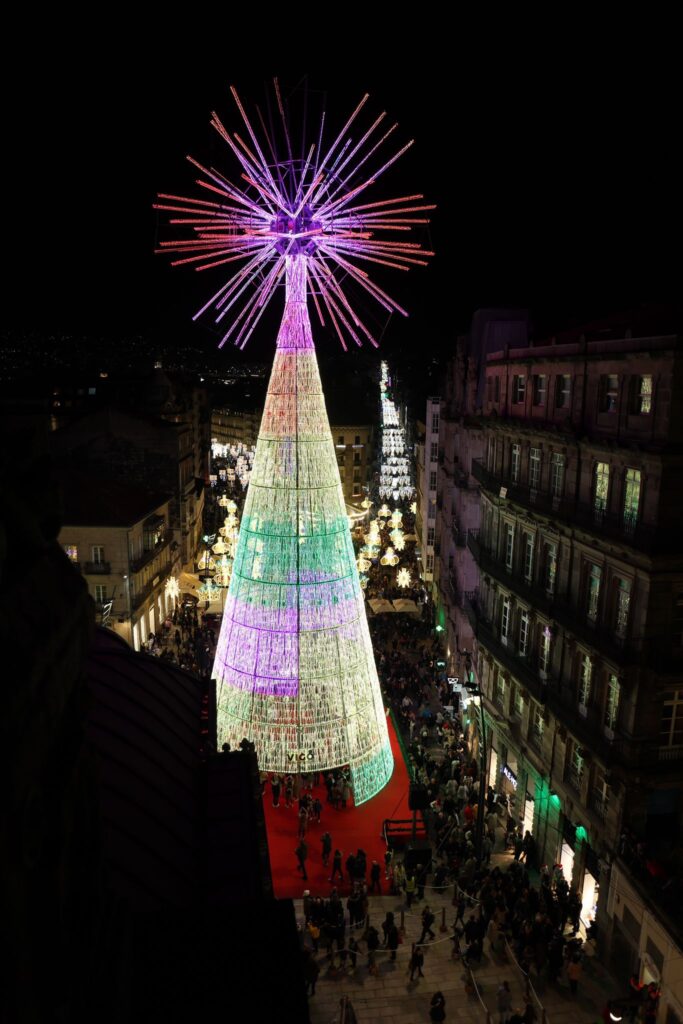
left=263, top=715, right=425, bottom=899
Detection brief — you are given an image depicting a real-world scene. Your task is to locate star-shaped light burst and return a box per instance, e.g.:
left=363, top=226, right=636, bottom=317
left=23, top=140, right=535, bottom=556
left=397, top=567, right=411, bottom=588
left=154, top=81, right=434, bottom=351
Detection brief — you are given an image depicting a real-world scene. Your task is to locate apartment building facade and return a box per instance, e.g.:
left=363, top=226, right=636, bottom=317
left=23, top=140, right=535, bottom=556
left=469, top=322, right=683, bottom=1014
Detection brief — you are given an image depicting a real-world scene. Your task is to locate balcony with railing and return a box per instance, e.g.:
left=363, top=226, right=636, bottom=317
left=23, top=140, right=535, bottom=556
left=130, top=528, right=174, bottom=573
left=467, top=530, right=638, bottom=668
left=84, top=560, right=111, bottom=575
left=465, top=591, right=683, bottom=773
left=471, top=459, right=670, bottom=554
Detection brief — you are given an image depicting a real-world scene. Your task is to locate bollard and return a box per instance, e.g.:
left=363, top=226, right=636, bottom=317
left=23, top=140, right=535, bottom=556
left=440, top=906, right=447, bottom=933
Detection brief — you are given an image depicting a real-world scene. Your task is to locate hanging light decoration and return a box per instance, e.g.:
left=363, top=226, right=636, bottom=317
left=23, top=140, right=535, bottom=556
left=213, top=537, right=228, bottom=555
left=378, top=503, right=391, bottom=518
left=356, top=555, right=371, bottom=572
left=198, top=579, right=223, bottom=602
left=410, top=501, right=417, bottom=514
left=397, top=567, right=411, bottom=588
left=165, top=576, right=180, bottom=601
left=394, top=534, right=406, bottom=551
left=226, top=499, right=238, bottom=513
left=390, top=509, right=403, bottom=528
left=361, top=497, right=373, bottom=510
left=380, top=546, right=400, bottom=567
left=359, top=574, right=369, bottom=590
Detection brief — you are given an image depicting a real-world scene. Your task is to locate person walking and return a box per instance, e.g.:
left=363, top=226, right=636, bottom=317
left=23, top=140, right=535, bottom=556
left=330, top=848, right=343, bottom=882
left=405, top=872, right=416, bottom=908
left=369, top=860, right=381, bottom=894
left=295, top=838, right=308, bottom=880
left=497, top=981, right=513, bottom=1024
left=384, top=847, right=393, bottom=879
left=321, top=831, right=332, bottom=868
left=430, top=991, right=446, bottom=1022
left=366, top=925, right=380, bottom=976
left=408, top=943, right=425, bottom=981
left=303, top=951, right=319, bottom=996
left=419, top=906, right=436, bottom=944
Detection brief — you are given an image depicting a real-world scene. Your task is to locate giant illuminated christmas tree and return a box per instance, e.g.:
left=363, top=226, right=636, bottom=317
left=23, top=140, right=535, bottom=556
left=156, top=83, right=433, bottom=803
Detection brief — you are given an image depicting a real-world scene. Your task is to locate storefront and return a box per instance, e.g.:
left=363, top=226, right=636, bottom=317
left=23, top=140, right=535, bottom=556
left=560, top=818, right=577, bottom=883
left=523, top=788, right=535, bottom=837
left=488, top=747, right=499, bottom=789
left=581, top=844, right=600, bottom=929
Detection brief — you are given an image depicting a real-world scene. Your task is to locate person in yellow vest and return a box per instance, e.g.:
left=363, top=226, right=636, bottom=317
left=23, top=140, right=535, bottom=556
left=405, top=873, right=417, bottom=907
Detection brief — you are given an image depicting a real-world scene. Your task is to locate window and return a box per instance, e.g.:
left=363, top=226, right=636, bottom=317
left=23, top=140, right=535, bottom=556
left=426, top=553, right=434, bottom=572
left=355, top=434, right=361, bottom=445
left=495, top=672, right=507, bottom=708
left=94, top=584, right=107, bottom=603
left=539, top=625, right=552, bottom=676
left=543, top=542, right=557, bottom=594
left=354, top=452, right=361, bottom=465
left=568, top=741, right=584, bottom=790
left=550, top=453, right=565, bottom=499
left=353, top=468, right=361, bottom=481
left=513, top=686, right=525, bottom=718
left=429, top=470, right=437, bottom=490
left=523, top=533, right=534, bottom=582
left=660, top=690, right=683, bottom=749
left=511, top=443, right=521, bottom=483
left=64, top=544, right=78, bottom=563
left=615, top=578, right=631, bottom=638
left=494, top=376, right=500, bottom=402
left=513, top=375, right=526, bottom=404
left=531, top=704, right=545, bottom=744
left=337, top=435, right=344, bottom=445
left=533, top=374, right=547, bottom=406
left=556, top=374, right=572, bottom=409
left=592, top=770, right=609, bottom=820
left=631, top=375, right=653, bottom=415
left=353, top=484, right=361, bottom=496
left=529, top=447, right=541, bottom=489
left=599, top=374, right=619, bottom=413
left=430, top=441, right=438, bottom=462
left=623, top=468, right=641, bottom=531
left=593, top=462, right=610, bottom=521
left=504, top=522, right=515, bottom=570
left=431, top=411, right=439, bottom=432
left=92, top=545, right=105, bottom=564
left=605, top=674, right=621, bottom=732
left=427, top=526, right=435, bottom=546
left=587, top=564, right=602, bottom=622
left=338, top=454, right=345, bottom=466
left=519, top=610, right=530, bottom=656
left=501, top=596, right=512, bottom=643
left=579, top=654, right=592, bottom=708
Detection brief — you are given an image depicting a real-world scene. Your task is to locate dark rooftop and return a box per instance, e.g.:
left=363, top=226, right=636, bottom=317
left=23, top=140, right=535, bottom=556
left=59, top=471, right=172, bottom=528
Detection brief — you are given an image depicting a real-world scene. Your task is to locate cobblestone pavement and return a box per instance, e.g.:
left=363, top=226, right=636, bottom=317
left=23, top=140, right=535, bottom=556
left=297, top=857, right=617, bottom=1024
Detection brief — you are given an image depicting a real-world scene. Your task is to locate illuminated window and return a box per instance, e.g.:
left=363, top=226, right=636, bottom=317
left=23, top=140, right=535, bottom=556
left=430, top=441, right=438, bottom=462
left=568, top=742, right=584, bottom=790
left=614, top=578, right=631, bottom=638
left=94, top=584, right=107, bottom=603
left=623, top=468, right=641, bottom=531
left=519, top=610, right=530, bottom=656
left=605, top=674, right=620, bottom=731
left=529, top=448, right=541, bottom=489
left=539, top=625, right=552, bottom=675
left=579, top=654, right=592, bottom=707
left=495, top=671, right=507, bottom=708
left=64, top=544, right=79, bottom=563
left=513, top=686, right=525, bottom=718
left=513, top=375, right=526, bottom=404
left=631, top=375, right=652, bottom=415
left=593, top=462, right=610, bottom=521
left=92, top=545, right=105, bottom=564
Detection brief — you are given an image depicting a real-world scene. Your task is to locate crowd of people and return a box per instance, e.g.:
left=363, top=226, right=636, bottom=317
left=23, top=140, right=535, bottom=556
left=141, top=603, right=217, bottom=677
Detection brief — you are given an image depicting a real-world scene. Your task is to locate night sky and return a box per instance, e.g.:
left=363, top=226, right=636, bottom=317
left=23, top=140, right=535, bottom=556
left=7, top=33, right=680, bottom=363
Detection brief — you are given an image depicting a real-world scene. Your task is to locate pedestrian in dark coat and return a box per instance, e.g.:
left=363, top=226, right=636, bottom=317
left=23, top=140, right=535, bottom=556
left=295, top=839, right=308, bottom=880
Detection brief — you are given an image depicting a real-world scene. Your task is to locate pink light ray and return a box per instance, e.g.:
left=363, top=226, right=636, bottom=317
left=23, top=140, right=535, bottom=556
left=230, top=85, right=288, bottom=210
left=311, top=121, right=399, bottom=211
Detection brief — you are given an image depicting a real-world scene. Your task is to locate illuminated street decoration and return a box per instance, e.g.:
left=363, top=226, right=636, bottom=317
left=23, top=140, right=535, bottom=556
left=157, top=82, right=433, bottom=803
left=397, top=567, right=411, bottom=588
left=165, top=576, right=180, bottom=602
left=380, top=546, right=400, bottom=567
